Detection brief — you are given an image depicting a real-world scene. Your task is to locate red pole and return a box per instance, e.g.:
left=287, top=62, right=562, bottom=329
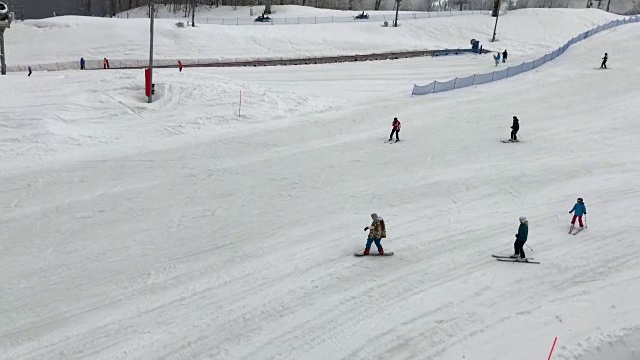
left=547, top=337, right=558, bottom=360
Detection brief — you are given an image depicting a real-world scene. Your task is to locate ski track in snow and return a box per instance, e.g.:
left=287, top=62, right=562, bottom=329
left=1, top=13, right=640, bottom=360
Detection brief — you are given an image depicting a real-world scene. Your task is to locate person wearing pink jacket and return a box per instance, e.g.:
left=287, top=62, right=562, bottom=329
left=389, top=117, right=401, bottom=142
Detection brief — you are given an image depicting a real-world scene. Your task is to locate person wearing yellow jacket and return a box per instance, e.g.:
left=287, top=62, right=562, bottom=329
left=362, top=213, right=386, bottom=255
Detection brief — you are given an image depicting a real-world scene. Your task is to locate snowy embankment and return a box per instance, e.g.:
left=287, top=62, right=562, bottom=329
left=117, top=4, right=426, bottom=20
left=5, top=9, right=624, bottom=69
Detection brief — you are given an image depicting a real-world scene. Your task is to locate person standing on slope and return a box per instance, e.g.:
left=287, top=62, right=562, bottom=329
left=493, top=52, right=501, bottom=66
left=509, top=116, right=520, bottom=142
left=511, top=217, right=529, bottom=261
left=569, top=197, right=587, bottom=231
left=362, top=213, right=386, bottom=255
left=600, top=53, right=608, bottom=69
left=502, top=49, right=508, bottom=63
left=178, top=60, right=183, bottom=72
left=389, top=117, right=401, bottom=142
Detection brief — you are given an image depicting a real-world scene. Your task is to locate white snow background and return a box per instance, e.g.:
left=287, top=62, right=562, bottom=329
left=1, top=6, right=639, bottom=360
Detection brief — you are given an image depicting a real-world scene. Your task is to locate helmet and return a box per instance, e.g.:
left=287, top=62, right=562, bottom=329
left=519, top=216, right=527, bottom=223
left=394, top=117, right=398, bottom=121
left=577, top=198, right=584, bottom=202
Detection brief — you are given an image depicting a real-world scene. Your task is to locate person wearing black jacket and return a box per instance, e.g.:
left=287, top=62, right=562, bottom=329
left=510, top=116, right=519, bottom=142
left=502, top=49, right=508, bottom=63
left=600, top=53, right=608, bottom=69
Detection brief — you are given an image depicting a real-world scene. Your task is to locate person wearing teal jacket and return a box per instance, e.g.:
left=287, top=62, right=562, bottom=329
left=511, top=216, right=529, bottom=260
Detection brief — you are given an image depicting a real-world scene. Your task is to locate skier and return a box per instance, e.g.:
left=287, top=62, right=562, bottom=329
left=569, top=197, right=587, bottom=232
left=362, top=213, right=386, bottom=255
left=493, top=52, right=501, bottom=66
left=178, top=60, right=183, bottom=72
left=502, top=49, right=508, bottom=63
left=389, top=117, right=401, bottom=142
left=28, top=66, right=32, bottom=77
left=510, top=216, right=529, bottom=261
left=509, top=116, right=519, bottom=142
left=600, top=53, right=608, bottom=69
left=80, top=57, right=86, bottom=70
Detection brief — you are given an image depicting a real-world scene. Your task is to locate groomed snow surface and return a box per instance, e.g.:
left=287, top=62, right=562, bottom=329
left=1, top=8, right=640, bottom=360
left=6, top=8, right=625, bottom=66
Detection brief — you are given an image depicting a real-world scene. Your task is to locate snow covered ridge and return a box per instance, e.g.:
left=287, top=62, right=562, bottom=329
left=121, top=9, right=494, bottom=26
left=412, top=15, right=640, bottom=95
left=4, top=9, right=625, bottom=70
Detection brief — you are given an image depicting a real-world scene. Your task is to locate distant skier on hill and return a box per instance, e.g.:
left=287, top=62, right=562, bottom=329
left=178, top=60, right=183, bottom=72
left=509, top=116, right=519, bottom=142
left=502, top=49, right=508, bottom=63
left=600, top=53, right=608, bottom=69
left=569, top=197, right=587, bottom=233
left=511, top=217, right=529, bottom=261
left=493, top=52, right=501, bottom=66
left=361, top=213, right=386, bottom=255
left=389, top=117, right=401, bottom=142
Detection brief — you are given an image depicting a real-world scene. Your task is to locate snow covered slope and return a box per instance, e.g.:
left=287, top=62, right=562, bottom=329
left=117, top=4, right=423, bottom=19
left=6, top=9, right=624, bottom=67
left=1, top=13, right=639, bottom=360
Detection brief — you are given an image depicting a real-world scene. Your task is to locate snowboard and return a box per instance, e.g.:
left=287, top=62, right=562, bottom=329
left=385, top=140, right=401, bottom=144
left=354, top=251, right=394, bottom=257
left=501, top=140, right=520, bottom=143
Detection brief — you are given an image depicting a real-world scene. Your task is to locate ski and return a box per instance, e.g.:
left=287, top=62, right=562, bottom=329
left=501, top=140, right=519, bottom=143
left=496, top=258, right=540, bottom=264
left=572, top=227, right=584, bottom=235
left=492, top=255, right=534, bottom=260
left=568, top=225, right=574, bottom=234
left=355, top=252, right=394, bottom=257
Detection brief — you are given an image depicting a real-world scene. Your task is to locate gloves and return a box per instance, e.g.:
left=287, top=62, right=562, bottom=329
left=364, top=227, right=369, bottom=231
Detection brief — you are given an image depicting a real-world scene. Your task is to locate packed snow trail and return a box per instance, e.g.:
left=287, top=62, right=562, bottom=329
left=1, top=21, right=640, bottom=360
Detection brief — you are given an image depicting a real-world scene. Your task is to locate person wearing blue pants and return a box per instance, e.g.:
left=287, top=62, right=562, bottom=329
left=363, top=213, right=386, bottom=255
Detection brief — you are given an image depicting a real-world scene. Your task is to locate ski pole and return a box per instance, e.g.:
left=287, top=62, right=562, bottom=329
left=526, top=243, right=534, bottom=251
left=584, top=214, right=588, bottom=228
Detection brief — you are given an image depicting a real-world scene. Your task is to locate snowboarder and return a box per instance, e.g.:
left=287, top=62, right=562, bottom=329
left=569, top=197, right=587, bottom=231
left=502, top=49, right=508, bottom=63
left=178, top=60, right=183, bottom=72
left=600, top=53, right=608, bottom=69
left=509, top=116, right=519, bottom=142
left=28, top=66, right=32, bottom=77
left=389, top=117, right=401, bottom=142
left=362, top=213, right=386, bottom=255
left=80, top=57, right=86, bottom=70
left=511, top=216, right=529, bottom=261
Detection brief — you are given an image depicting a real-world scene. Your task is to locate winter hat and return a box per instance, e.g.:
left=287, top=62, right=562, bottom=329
left=519, top=216, right=527, bottom=223
left=513, top=116, right=518, bottom=120
left=577, top=198, right=584, bottom=203
left=371, top=213, right=379, bottom=220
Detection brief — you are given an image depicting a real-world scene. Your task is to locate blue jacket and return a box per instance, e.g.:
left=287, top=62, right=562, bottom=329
left=570, top=203, right=587, bottom=216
